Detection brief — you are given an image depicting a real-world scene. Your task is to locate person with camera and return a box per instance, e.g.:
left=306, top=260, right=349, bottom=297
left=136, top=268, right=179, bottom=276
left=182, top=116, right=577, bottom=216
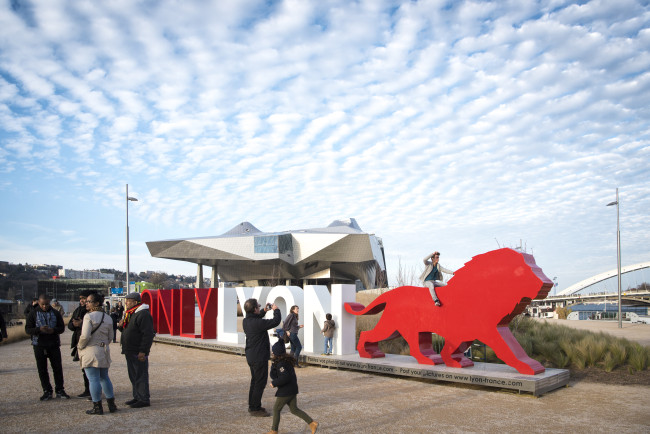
left=243, top=299, right=281, bottom=417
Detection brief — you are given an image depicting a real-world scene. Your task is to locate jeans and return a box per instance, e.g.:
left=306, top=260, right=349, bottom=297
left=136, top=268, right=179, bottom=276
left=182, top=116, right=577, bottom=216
left=323, top=337, right=332, bottom=354
left=289, top=333, right=302, bottom=362
left=272, top=394, right=313, bottom=431
left=33, top=346, right=64, bottom=393
left=425, top=280, right=446, bottom=301
left=125, top=353, right=150, bottom=403
left=84, top=367, right=114, bottom=402
left=247, top=360, right=268, bottom=411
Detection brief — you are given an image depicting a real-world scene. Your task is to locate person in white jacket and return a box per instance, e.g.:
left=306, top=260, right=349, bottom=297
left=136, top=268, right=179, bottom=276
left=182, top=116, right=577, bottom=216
left=78, top=292, right=117, bottom=415
left=419, top=251, right=454, bottom=306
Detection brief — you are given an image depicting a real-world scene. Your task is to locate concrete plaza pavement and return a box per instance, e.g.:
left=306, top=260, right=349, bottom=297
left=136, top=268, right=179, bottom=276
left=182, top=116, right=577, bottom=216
left=1, top=329, right=649, bottom=433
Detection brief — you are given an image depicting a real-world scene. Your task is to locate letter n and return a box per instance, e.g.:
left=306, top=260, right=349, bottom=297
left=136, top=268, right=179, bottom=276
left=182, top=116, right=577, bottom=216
left=159, top=289, right=181, bottom=336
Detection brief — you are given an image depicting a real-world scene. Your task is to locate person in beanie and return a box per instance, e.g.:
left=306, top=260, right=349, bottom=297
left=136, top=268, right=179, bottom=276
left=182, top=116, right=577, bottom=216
left=117, top=292, right=154, bottom=408
left=25, top=294, right=69, bottom=400
left=68, top=289, right=96, bottom=398
left=78, top=292, right=118, bottom=415
left=243, top=298, right=281, bottom=417
left=267, top=339, right=318, bottom=434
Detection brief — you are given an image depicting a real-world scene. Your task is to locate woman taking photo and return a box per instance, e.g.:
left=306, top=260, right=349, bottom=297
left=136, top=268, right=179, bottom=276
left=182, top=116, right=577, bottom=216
left=282, top=305, right=304, bottom=368
left=78, top=292, right=118, bottom=414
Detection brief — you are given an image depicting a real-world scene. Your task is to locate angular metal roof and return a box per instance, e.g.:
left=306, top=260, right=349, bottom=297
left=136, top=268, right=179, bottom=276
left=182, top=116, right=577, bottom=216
left=146, top=218, right=386, bottom=288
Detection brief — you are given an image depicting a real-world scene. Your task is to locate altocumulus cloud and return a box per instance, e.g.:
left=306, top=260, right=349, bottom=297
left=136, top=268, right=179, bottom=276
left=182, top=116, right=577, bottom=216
left=0, top=0, right=649, bottom=289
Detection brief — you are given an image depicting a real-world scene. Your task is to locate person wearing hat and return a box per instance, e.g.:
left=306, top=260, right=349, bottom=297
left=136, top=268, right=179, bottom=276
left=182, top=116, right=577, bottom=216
left=68, top=289, right=97, bottom=398
left=267, top=339, right=318, bottom=434
left=419, top=251, right=455, bottom=306
left=117, top=292, right=154, bottom=408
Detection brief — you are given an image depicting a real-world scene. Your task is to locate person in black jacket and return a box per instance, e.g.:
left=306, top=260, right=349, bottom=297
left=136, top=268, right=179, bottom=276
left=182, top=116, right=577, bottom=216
left=109, top=308, right=120, bottom=343
left=68, top=289, right=96, bottom=398
left=242, top=298, right=281, bottom=417
left=117, top=292, right=155, bottom=408
left=25, top=294, right=69, bottom=400
left=268, top=339, right=318, bottom=434
left=24, top=298, right=38, bottom=316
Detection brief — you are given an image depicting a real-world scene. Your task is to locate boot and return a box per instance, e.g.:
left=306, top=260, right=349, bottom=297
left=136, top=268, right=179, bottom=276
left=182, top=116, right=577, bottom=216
left=309, top=421, right=319, bottom=433
left=86, top=401, right=104, bottom=415
left=106, top=397, right=118, bottom=413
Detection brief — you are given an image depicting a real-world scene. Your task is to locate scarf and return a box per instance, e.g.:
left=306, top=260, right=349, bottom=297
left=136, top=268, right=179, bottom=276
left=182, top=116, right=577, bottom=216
left=122, top=303, right=141, bottom=329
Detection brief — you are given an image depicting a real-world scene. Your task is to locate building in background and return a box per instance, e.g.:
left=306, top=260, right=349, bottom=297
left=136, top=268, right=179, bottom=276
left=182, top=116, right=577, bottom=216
left=147, top=218, right=387, bottom=290
left=58, top=269, right=115, bottom=280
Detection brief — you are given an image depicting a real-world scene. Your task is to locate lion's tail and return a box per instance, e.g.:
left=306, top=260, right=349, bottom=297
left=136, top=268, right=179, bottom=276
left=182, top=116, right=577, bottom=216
left=344, top=296, right=387, bottom=316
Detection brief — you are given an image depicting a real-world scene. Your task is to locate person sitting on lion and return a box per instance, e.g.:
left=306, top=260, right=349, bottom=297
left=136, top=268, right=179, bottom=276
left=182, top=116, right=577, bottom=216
left=420, top=251, right=454, bottom=306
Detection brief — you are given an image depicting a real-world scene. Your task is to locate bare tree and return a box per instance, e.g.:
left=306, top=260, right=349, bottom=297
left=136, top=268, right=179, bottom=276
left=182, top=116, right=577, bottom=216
left=395, top=256, right=418, bottom=287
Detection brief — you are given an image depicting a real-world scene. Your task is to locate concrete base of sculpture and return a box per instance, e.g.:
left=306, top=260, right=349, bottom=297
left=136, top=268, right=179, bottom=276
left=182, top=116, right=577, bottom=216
left=154, top=334, right=569, bottom=396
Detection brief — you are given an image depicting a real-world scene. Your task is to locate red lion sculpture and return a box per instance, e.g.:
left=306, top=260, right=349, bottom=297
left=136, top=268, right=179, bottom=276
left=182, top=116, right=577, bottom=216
left=345, top=248, right=552, bottom=375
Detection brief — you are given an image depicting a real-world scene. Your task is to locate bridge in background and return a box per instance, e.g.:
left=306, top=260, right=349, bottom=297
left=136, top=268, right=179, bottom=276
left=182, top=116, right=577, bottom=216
left=556, top=261, right=650, bottom=296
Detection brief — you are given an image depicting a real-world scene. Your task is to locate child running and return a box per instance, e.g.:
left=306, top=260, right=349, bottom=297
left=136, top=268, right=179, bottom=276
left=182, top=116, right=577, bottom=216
left=267, top=339, right=319, bottom=434
left=321, top=313, right=335, bottom=355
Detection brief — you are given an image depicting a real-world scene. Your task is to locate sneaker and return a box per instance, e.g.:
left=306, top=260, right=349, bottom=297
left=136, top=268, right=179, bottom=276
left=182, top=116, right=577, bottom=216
left=129, top=400, right=151, bottom=408
left=125, top=398, right=138, bottom=406
left=56, top=390, right=70, bottom=399
left=248, top=407, right=266, bottom=413
left=77, top=390, right=91, bottom=399
left=321, top=353, right=327, bottom=356
left=40, top=391, right=52, bottom=401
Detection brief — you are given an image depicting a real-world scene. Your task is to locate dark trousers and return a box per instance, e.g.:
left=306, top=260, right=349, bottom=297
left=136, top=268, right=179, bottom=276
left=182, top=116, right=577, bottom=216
left=289, top=333, right=302, bottom=362
left=247, top=360, right=268, bottom=411
left=125, top=353, right=150, bottom=403
left=33, top=346, right=64, bottom=393
left=272, top=394, right=313, bottom=431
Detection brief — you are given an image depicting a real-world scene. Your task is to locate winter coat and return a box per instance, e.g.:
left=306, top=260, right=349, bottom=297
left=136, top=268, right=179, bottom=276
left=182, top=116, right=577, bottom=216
left=119, top=304, right=155, bottom=355
left=321, top=319, right=335, bottom=338
left=78, top=311, right=113, bottom=368
left=270, top=357, right=299, bottom=397
left=282, top=312, right=300, bottom=334
left=243, top=309, right=281, bottom=364
left=25, top=306, right=65, bottom=347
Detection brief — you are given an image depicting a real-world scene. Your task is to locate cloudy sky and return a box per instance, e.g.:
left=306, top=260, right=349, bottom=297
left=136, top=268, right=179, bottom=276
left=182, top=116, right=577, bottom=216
left=1, top=0, right=649, bottom=292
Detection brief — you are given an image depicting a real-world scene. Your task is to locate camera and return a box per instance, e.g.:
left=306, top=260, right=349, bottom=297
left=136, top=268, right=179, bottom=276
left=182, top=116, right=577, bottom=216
left=266, top=303, right=272, bottom=310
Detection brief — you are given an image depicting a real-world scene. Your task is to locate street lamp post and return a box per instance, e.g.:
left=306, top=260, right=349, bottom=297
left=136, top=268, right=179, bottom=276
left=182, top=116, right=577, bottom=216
left=126, top=184, right=138, bottom=295
left=606, top=188, right=622, bottom=329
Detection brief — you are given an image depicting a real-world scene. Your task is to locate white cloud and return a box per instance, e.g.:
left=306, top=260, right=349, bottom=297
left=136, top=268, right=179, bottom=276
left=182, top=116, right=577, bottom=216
left=0, top=0, right=648, bottom=290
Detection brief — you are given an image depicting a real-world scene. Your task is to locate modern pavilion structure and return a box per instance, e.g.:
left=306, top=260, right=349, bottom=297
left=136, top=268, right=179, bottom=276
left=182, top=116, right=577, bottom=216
left=146, top=218, right=387, bottom=290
